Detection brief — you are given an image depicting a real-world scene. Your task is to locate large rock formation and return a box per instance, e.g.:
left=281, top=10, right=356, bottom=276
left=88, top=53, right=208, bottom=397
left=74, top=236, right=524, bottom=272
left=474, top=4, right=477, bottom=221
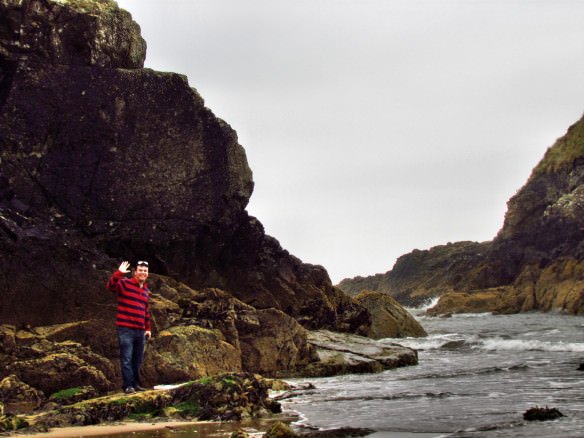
left=0, top=0, right=425, bottom=405
left=353, top=290, right=427, bottom=338
left=0, top=0, right=370, bottom=331
left=339, top=115, right=584, bottom=315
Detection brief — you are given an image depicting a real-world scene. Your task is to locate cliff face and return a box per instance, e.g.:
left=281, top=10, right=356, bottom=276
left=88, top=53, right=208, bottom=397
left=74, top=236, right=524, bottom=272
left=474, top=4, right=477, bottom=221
left=0, top=0, right=368, bottom=333
left=339, top=115, right=584, bottom=314
left=0, top=0, right=386, bottom=396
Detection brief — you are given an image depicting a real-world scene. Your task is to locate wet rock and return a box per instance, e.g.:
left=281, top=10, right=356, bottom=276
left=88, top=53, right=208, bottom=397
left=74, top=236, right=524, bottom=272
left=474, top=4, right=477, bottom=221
left=353, top=290, right=426, bottom=338
left=289, top=330, right=417, bottom=377
left=0, top=329, right=115, bottom=396
left=266, top=421, right=296, bottom=438
left=143, top=324, right=242, bottom=384
left=28, top=373, right=280, bottom=429
left=49, top=386, right=98, bottom=405
left=0, top=414, right=28, bottom=432
left=523, top=406, right=565, bottom=421
left=0, top=375, right=42, bottom=414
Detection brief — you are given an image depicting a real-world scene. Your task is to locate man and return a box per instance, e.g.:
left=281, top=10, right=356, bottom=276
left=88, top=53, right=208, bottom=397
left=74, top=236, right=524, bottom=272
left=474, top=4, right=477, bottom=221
left=107, top=260, right=152, bottom=394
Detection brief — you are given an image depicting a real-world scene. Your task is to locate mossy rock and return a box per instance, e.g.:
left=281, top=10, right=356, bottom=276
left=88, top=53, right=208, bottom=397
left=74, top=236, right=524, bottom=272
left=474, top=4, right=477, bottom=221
left=0, top=414, right=29, bottom=432
left=265, top=421, right=296, bottom=438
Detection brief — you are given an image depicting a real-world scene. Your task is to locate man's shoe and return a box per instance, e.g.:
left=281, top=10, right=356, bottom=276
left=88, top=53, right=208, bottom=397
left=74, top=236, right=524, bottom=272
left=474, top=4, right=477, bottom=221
left=124, top=387, right=136, bottom=394
left=135, top=385, right=148, bottom=392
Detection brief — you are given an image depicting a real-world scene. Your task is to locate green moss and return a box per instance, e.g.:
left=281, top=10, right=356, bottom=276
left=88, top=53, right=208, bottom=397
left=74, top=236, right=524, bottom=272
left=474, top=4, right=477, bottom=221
left=55, top=0, right=119, bottom=15
left=221, top=377, right=239, bottom=392
left=128, top=401, right=162, bottom=419
left=534, top=118, right=584, bottom=175
left=51, top=387, right=82, bottom=400
left=174, top=400, right=200, bottom=417
left=197, top=376, right=213, bottom=385
left=0, top=415, right=29, bottom=432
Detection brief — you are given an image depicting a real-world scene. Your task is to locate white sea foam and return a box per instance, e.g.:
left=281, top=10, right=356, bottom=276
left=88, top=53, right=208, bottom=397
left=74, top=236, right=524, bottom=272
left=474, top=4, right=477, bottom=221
left=478, top=337, right=584, bottom=353
left=396, top=334, right=464, bottom=350
left=407, top=296, right=441, bottom=314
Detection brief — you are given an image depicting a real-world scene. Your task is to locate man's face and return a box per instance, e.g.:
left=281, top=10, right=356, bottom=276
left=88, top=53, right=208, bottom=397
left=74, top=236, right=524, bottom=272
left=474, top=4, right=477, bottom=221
left=135, top=265, right=149, bottom=283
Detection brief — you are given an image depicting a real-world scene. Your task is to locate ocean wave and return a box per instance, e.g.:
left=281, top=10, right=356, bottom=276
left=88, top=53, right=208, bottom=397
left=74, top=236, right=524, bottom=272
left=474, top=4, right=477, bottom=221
left=397, top=334, right=468, bottom=350
left=399, top=332, right=584, bottom=354
left=406, top=296, right=441, bottom=313
left=281, top=391, right=457, bottom=405
left=477, top=337, right=584, bottom=353
left=393, top=363, right=529, bottom=382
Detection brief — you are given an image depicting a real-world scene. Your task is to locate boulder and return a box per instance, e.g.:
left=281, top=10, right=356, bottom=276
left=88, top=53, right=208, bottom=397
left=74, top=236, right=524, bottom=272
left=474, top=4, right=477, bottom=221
left=353, top=290, right=426, bottom=338
left=523, top=406, right=564, bottom=422
left=142, top=325, right=242, bottom=384
left=0, top=375, right=42, bottom=414
left=0, top=327, right=116, bottom=396
left=237, top=308, right=318, bottom=375
left=291, top=330, right=418, bottom=377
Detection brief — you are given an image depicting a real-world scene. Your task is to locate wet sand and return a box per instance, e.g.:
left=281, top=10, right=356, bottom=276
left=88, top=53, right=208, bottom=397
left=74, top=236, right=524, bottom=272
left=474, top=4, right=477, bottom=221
left=21, top=420, right=202, bottom=437
left=23, top=420, right=445, bottom=438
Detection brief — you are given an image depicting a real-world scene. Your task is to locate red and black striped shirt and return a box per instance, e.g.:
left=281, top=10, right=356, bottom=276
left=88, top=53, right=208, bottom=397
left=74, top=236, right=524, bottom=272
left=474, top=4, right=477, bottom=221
left=107, top=270, right=151, bottom=331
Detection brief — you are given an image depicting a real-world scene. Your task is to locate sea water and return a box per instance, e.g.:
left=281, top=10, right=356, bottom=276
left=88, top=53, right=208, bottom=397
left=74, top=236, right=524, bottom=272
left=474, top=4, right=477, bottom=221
left=84, top=310, right=584, bottom=438
left=281, top=310, right=584, bottom=437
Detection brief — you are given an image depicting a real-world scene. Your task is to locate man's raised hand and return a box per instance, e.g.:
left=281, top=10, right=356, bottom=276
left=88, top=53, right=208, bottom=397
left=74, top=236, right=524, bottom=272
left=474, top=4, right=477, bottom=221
left=118, top=261, right=131, bottom=274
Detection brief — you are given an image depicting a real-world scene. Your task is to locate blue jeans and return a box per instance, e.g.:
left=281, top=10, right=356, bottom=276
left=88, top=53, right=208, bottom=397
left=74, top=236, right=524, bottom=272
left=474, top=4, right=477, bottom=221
left=117, top=326, right=146, bottom=390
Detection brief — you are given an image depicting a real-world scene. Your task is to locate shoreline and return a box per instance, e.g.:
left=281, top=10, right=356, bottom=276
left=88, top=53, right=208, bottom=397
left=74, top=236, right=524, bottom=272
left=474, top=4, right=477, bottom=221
left=21, top=420, right=203, bottom=438
left=19, top=419, right=445, bottom=438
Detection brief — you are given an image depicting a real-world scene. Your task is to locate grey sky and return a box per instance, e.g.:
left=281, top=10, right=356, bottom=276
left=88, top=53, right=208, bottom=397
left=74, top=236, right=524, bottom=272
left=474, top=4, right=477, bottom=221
left=116, top=0, right=584, bottom=284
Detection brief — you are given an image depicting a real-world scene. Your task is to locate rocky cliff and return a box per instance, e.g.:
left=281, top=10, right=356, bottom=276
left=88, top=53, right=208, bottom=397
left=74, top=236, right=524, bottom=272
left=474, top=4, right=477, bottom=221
left=0, top=0, right=374, bottom=330
left=339, top=115, right=584, bottom=314
left=0, top=0, right=407, bottom=400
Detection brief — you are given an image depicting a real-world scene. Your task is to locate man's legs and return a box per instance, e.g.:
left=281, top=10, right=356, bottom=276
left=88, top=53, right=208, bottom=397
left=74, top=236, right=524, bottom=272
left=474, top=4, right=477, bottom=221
left=131, top=330, right=145, bottom=388
left=117, top=326, right=135, bottom=391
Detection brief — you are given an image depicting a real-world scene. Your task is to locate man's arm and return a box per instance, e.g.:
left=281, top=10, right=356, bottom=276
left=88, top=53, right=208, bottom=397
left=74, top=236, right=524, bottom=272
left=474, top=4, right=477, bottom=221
left=106, top=261, right=131, bottom=292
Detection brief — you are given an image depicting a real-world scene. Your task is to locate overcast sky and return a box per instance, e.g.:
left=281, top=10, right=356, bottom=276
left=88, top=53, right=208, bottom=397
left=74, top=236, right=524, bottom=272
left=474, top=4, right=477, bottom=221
left=116, top=0, right=584, bottom=284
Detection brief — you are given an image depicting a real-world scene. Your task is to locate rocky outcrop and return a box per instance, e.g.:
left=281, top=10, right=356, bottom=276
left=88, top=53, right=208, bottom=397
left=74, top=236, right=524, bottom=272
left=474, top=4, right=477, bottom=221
left=338, top=241, right=491, bottom=306
left=7, top=373, right=282, bottom=433
left=0, top=375, right=43, bottom=414
left=288, top=330, right=418, bottom=377
left=0, top=0, right=368, bottom=337
left=339, top=115, right=584, bottom=315
left=353, top=290, right=427, bottom=338
left=0, top=281, right=319, bottom=392
left=0, top=0, right=146, bottom=68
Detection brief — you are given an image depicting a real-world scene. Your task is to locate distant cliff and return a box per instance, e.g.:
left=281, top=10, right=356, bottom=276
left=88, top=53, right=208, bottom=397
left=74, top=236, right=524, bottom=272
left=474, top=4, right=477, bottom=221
left=339, top=115, right=584, bottom=314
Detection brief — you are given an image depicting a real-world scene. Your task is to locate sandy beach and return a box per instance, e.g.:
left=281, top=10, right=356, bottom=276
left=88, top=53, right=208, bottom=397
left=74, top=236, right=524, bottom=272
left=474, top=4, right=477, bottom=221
left=23, top=421, right=445, bottom=438
left=22, top=420, right=202, bottom=438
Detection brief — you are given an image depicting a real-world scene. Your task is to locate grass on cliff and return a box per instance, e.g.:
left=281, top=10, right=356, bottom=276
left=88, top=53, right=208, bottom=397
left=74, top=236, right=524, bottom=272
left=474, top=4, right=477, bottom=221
left=534, top=117, right=584, bottom=175
left=53, top=0, right=119, bottom=14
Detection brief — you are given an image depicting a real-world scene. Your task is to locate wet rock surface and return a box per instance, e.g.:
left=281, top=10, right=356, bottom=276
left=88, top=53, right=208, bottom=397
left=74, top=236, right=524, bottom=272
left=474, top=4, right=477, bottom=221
left=6, top=373, right=281, bottom=433
left=353, top=290, right=427, bottom=338
left=288, top=330, right=418, bottom=377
